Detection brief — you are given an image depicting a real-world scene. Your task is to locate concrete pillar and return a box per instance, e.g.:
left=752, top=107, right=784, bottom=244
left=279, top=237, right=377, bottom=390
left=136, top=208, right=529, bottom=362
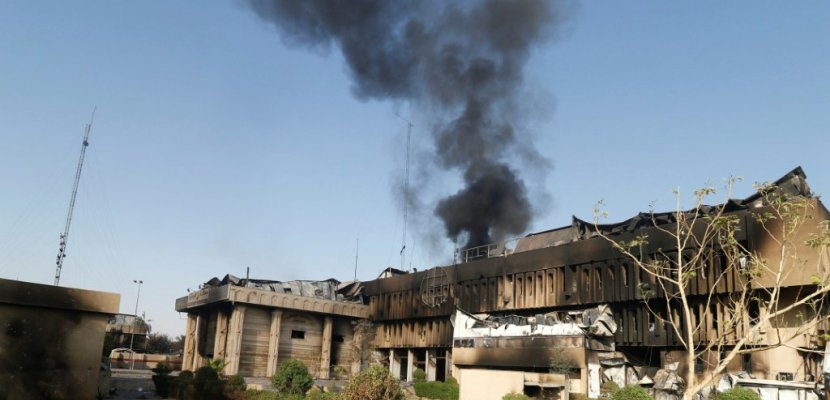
left=319, top=316, right=333, bottom=379
left=213, top=310, right=229, bottom=361
left=389, top=349, right=401, bottom=379
left=225, top=305, right=247, bottom=375
left=266, top=310, right=283, bottom=377
left=192, top=313, right=206, bottom=368
left=426, top=349, right=437, bottom=381
left=406, top=349, right=415, bottom=382
left=448, top=350, right=459, bottom=383
left=182, top=313, right=198, bottom=371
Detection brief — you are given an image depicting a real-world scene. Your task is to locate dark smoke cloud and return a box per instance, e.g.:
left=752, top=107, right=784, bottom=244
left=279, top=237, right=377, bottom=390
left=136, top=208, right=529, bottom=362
left=243, top=0, right=568, bottom=249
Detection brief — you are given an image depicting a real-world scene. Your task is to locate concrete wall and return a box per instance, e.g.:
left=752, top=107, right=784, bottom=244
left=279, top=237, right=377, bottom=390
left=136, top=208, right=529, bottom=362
left=109, top=352, right=183, bottom=370
left=458, top=368, right=568, bottom=400
left=0, top=278, right=119, bottom=400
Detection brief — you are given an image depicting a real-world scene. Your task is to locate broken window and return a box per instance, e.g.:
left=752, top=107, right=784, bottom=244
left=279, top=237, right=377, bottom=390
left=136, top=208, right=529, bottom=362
left=291, top=330, right=305, bottom=339
left=333, top=334, right=345, bottom=343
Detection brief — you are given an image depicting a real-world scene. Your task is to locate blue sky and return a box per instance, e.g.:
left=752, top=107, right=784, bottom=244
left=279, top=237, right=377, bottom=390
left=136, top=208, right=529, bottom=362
left=1, top=1, right=828, bottom=336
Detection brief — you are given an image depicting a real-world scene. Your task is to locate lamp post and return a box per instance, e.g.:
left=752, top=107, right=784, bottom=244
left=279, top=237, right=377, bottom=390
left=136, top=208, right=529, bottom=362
left=129, top=279, right=143, bottom=370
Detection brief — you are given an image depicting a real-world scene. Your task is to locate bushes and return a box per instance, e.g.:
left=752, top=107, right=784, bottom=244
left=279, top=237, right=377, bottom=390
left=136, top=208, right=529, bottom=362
left=717, top=387, right=760, bottom=400
left=414, top=381, right=459, bottom=400
left=306, top=386, right=337, bottom=400
left=339, top=364, right=403, bottom=400
left=151, top=363, right=174, bottom=397
left=271, top=359, right=314, bottom=396
left=600, top=381, right=621, bottom=399
left=225, top=374, right=248, bottom=396
left=502, top=394, right=530, bottom=400
left=610, top=385, right=652, bottom=400
left=194, top=366, right=226, bottom=400
left=413, top=368, right=427, bottom=383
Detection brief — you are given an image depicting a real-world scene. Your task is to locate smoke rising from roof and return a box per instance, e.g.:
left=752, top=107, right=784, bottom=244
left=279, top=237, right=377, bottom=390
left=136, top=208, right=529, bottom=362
left=244, top=0, right=567, bottom=249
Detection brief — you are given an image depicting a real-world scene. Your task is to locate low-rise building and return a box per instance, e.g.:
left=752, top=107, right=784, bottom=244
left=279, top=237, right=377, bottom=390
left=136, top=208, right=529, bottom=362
left=175, top=275, right=368, bottom=378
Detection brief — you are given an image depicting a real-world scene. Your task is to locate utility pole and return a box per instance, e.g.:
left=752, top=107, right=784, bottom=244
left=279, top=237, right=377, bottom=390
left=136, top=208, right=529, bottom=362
left=129, top=279, right=143, bottom=370
left=54, top=108, right=96, bottom=285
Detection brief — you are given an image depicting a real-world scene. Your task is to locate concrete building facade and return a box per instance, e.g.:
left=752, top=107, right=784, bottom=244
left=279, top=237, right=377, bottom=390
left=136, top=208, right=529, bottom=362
left=355, top=168, right=830, bottom=398
left=0, top=278, right=120, bottom=400
left=175, top=276, right=368, bottom=378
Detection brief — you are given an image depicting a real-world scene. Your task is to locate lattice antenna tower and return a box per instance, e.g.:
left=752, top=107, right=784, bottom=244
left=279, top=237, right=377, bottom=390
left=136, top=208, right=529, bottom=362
left=54, top=108, right=96, bottom=285
left=395, top=113, right=413, bottom=272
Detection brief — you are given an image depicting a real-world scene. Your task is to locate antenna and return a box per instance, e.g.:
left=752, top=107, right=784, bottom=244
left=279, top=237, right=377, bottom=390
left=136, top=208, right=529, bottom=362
left=354, top=238, right=359, bottom=281
left=54, top=107, right=96, bottom=286
left=395, top=113, right=413, bottom=272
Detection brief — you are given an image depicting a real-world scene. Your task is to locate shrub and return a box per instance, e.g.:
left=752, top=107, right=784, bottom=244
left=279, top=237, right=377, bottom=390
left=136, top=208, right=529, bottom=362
left=193, top=366, right=225, bottom=400
left=413, top=368, right=427, bottom=383
left=339, top=364, right=403, bottom=400
left=445, top=376, right=458, bottom=386
left=718, top=387, right=760, bottom=400
left=610, top=385, right=652, bottom=400
left=601, top=381, right=621, bottom=398
left=502, top=393, right=530, bottom=400
left=306, top=386, right=337, bottom=400
left=225, top=374, right=247, bottom=395
left=571, top=393, right=589, bottom=400
left=174, top=370, right=195, bottom=399
left=413, top=381, right=459, bottom=400
left=227, top=389, right=281, bottom=400
left=151, top=363, right=174, bottom=397
left=271, top=359, right=314, bottom=396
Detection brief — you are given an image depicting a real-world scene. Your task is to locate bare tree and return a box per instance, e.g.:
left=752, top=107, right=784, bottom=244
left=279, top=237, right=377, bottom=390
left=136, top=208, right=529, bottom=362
left=594, top=178, right=830, bottom=400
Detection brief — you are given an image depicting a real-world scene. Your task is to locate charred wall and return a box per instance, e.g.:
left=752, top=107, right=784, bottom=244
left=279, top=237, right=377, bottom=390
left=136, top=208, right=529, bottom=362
left=365, top=201, right=830, bottom=349
left=0, top=278, right=120, bottom=400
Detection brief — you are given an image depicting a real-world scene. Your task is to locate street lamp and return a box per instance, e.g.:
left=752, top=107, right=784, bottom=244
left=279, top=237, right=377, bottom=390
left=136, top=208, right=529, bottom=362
left=129, top=279, right=143, bottom=370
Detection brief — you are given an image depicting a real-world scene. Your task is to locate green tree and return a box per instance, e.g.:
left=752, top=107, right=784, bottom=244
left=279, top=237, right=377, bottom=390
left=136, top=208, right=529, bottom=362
left=144, top=333, right=174, bottom=354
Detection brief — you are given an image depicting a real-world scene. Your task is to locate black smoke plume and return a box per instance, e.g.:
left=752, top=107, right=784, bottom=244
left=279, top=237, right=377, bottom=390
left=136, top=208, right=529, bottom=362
left=244, top=0, right=566, bottom=249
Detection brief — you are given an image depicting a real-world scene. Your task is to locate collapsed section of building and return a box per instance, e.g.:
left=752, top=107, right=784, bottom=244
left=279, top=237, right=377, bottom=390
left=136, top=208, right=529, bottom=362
left=176, top=167, right=830, bottom=400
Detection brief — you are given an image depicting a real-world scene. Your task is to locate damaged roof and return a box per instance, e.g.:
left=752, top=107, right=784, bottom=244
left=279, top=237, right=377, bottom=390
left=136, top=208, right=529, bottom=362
left=514, top=166, right=812, bottom=254
left=202, top=274, right=342, bottom=301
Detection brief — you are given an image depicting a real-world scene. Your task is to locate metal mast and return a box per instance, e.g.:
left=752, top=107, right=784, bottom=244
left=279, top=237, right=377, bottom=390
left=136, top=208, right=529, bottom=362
left=396, top=114, right=413, bottom=271
left=54, top=109, right=95, bottom=285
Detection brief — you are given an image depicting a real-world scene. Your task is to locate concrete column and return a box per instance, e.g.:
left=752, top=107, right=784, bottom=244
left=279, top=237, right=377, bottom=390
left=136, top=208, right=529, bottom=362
left=182, top=313, right=198, bottom=371
left=266, top=310, right=283, bottom=377
left=213, top=310, right=229, bottom=361
left=406, top=349, right=415, bottom=382
left=225, top=305, right=247, bottom=375
left=192, top=313, right=206, bottom=368
left=448, top=350, right=459, bottom=383
left=319, top=316, right=333, bottom=379
left=426, top=349, right=437, bottom=381
left=389, top=349, right=401, bottom=379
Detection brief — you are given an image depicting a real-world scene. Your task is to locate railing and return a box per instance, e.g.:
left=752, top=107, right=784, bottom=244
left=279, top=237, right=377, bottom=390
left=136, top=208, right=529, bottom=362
left=456, top=238, right=520, bottom=264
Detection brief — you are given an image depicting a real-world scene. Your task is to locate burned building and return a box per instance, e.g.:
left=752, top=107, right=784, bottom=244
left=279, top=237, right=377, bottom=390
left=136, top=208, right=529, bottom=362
left=175, top=275, right=368, bottom=378
left=175, top=168, right=829, bottom=400
left=355, top=167, right=830, bottom=398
